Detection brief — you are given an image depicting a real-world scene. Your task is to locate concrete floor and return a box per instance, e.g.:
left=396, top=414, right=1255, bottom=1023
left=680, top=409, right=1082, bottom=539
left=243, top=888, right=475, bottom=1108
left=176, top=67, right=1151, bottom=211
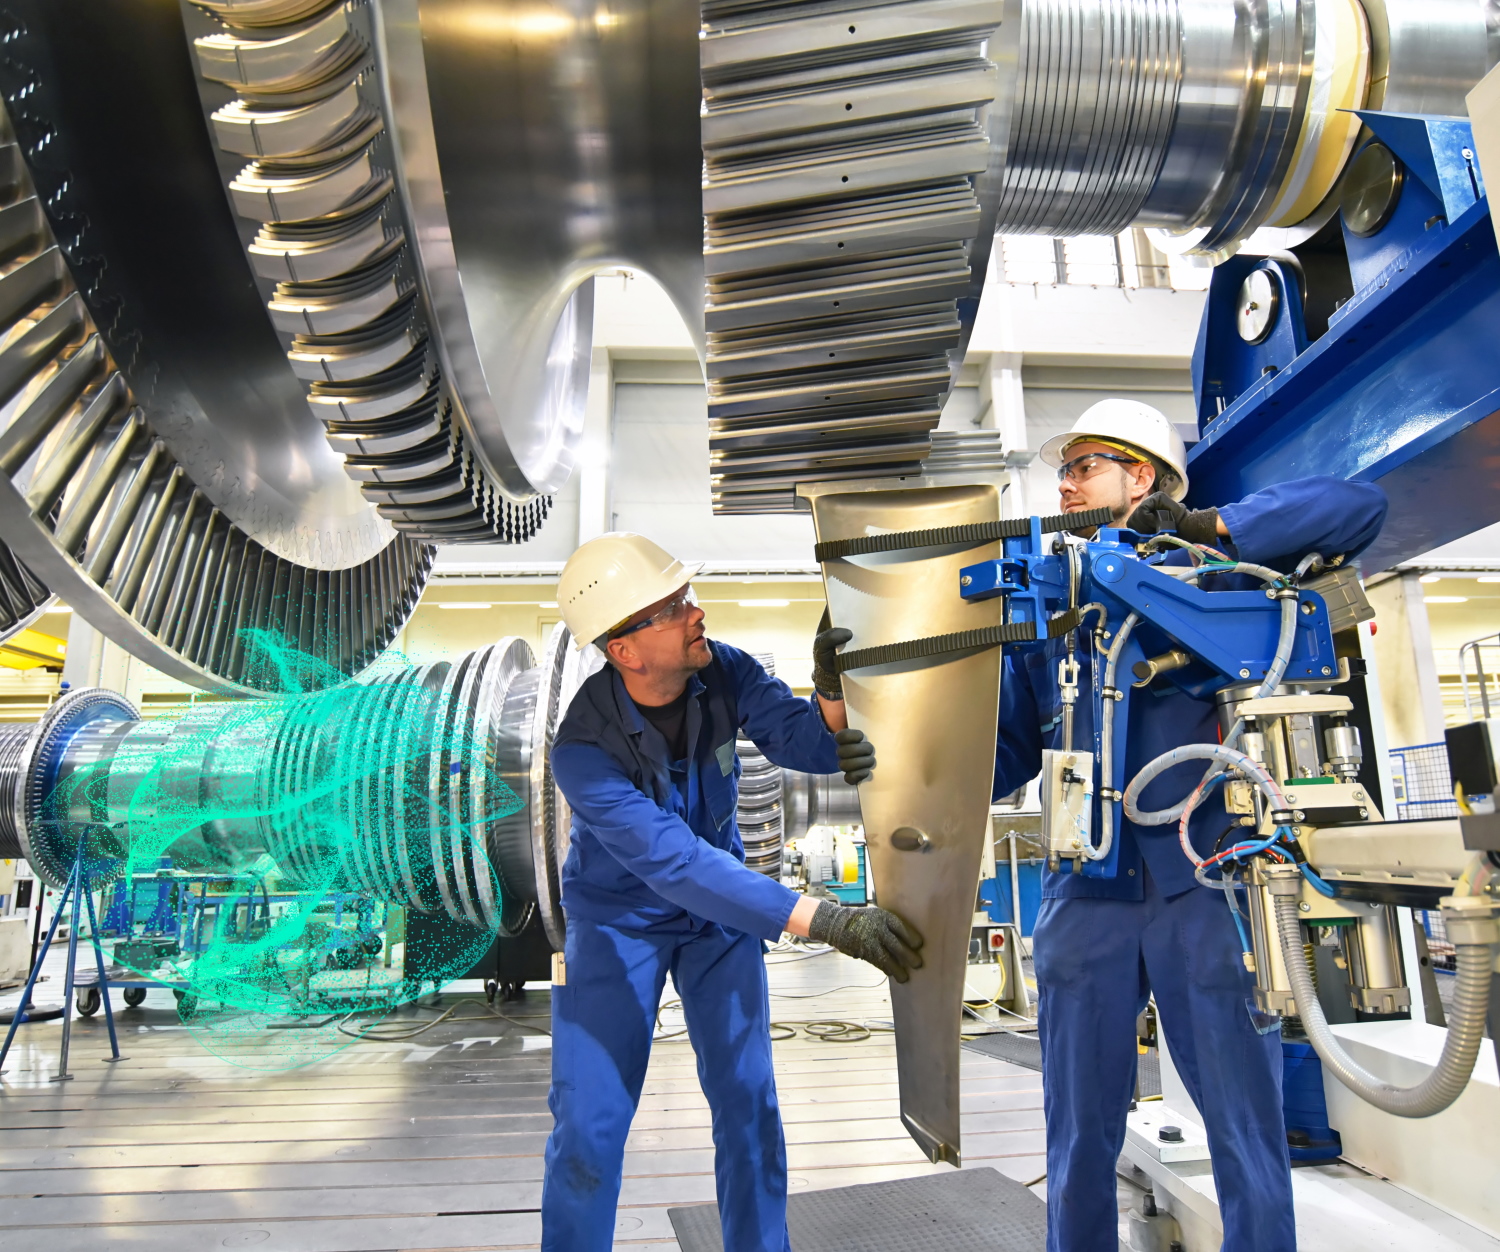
left=0, top=945, right=1051, bottom=1250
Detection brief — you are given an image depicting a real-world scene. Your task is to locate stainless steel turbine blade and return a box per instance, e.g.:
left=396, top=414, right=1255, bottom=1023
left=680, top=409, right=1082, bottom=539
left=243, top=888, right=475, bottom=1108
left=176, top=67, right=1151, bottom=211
left=805, top=479, right=1002, bottom=1165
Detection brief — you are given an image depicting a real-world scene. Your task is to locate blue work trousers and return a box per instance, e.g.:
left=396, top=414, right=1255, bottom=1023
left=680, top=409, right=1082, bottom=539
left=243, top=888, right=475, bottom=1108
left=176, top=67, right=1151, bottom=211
left=541, top=913, right=791, bottom=1252
left=1033, top=869, right=1295, bottom=1252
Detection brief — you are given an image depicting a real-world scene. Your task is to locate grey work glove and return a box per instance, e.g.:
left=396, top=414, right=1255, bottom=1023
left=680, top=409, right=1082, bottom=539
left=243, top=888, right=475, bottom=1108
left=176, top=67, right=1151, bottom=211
left=1127, top=491, right=1221, bottom=547
left=811, top=608, right=850, bottom=701
left=834, top=727, right=875, bottom=785
left=808, top=900, right=924, bottom=982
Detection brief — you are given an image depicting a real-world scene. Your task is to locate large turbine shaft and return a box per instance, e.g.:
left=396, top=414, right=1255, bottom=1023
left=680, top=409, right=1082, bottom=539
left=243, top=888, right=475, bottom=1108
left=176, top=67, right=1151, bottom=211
left=0, top=626, right=596, bottom=950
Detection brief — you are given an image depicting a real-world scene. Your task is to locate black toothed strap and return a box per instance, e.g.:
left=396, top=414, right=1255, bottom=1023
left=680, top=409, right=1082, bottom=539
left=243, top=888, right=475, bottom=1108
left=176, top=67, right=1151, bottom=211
left=834, top=607, right=1084, bottom=674
left=812, top=506, right=1114, bottom=564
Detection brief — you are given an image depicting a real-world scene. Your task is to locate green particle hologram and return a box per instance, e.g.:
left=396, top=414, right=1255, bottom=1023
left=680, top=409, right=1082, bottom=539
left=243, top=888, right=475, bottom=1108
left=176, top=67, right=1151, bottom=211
left=52, top=632, right=520, bottom=1068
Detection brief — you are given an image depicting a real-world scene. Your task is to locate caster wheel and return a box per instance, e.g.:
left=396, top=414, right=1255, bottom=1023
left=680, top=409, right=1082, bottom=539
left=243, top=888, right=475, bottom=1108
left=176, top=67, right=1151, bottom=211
left=123, top=988, right=147, bottom=1008
left=484, top=979, right=499, bottom=1005
left=74, top=987, right=101, bottom=1017
left=501, top=981, right=524, bottom=1002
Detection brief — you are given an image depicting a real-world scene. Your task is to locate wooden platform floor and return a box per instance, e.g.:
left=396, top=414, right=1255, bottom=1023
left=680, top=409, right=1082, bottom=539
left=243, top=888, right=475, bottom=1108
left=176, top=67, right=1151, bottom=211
left=0, top=946, right=1046, bottom=1250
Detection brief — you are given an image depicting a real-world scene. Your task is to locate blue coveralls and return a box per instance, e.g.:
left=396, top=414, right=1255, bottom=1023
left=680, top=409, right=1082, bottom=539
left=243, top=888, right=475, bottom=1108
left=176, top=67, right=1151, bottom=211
left=544, top=640, right=840, bottom=1252
left=994, top=477, right=1388, bottom=1252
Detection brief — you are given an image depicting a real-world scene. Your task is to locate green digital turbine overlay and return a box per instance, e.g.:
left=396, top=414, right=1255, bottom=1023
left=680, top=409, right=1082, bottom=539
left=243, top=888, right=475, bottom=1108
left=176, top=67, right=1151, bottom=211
left=51, top=633, right=521, bottom=1068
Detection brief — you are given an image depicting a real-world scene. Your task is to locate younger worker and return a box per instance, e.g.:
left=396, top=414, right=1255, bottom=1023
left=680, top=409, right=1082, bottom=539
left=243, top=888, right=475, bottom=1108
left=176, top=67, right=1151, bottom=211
left=995, top=399, right=1387, bottom=1252
left=542, top=532, right=923, bottom=1252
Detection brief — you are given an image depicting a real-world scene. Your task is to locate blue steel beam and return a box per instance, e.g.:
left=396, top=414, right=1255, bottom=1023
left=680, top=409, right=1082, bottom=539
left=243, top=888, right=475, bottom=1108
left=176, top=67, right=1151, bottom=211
left=1186, top=117, right=1500, bottom=571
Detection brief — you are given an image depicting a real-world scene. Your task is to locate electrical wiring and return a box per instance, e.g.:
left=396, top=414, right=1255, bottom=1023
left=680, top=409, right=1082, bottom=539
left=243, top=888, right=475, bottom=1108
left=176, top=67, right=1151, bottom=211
left=1222, top=876, right=1253, bottom=956
left=769, top=1020, right=894, bottom=1042
left=338, top=996, right=552, bottom=1041
left=768, top=981, right=888, bottom=998
left=764, top=942, right=836, bottom=965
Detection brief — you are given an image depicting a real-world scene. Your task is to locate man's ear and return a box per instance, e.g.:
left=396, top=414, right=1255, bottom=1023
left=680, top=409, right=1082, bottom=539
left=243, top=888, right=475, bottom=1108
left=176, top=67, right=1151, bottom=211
left=1130, top=461, right=1157, bottom=505
left=605, top=637, right=641, bottom=673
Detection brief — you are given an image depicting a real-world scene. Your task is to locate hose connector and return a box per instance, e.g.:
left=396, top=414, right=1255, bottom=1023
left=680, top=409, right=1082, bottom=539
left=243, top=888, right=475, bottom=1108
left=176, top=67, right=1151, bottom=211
left=1264, top=863, right=1304, bottom=897
left=1440, top=895, right=1499, bottom=947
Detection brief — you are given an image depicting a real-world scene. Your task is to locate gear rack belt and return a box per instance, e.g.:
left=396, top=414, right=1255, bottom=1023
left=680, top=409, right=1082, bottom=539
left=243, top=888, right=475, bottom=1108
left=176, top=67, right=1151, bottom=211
left=812, top=506, right=1114, bottom=564
left=835, top=607, right=1083, bottom=673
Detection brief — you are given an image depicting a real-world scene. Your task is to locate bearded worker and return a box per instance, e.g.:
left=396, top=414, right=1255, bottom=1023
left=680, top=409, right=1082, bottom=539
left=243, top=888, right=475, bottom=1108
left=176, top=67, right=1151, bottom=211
left=541, top=532, right=923, bottom=1252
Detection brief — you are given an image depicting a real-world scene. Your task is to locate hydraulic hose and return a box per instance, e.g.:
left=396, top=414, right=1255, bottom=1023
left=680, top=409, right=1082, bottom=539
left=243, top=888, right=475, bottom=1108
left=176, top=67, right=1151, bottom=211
left=1089, top=611, right=1139, bottom=862
left=1123, top=742, right=1286, bottom=837
left=1270, top=878, right=1498, bottom=1117
left=1120, top=564, right=1299, bottom=832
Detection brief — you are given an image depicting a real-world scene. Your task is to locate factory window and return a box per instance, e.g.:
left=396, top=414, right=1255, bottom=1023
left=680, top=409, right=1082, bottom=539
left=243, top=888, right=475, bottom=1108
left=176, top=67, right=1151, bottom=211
left=998, top=230, right=1212, bottom=292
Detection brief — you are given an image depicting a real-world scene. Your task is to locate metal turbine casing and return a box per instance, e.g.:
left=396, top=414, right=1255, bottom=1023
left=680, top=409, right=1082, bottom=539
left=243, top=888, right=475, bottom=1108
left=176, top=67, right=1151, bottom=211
left=805, top=477, right=1004, bottom=1166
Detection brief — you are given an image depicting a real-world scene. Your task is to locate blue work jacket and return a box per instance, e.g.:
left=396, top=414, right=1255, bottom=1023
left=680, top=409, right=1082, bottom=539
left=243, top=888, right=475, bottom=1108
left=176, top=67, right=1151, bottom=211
left=994, top=476, right=1389, bottom=901
left=551, top=640, right=841, bottom=940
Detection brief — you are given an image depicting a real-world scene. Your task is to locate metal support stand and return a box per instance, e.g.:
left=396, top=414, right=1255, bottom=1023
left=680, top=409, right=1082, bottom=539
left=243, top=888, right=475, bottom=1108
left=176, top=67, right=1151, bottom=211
left=0, top=852, right=124, bottom=1079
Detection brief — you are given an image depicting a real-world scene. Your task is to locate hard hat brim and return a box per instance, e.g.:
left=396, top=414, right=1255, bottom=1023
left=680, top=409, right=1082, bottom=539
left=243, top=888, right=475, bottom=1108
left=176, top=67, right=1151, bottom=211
left=572, top=559, right=707, bottom=650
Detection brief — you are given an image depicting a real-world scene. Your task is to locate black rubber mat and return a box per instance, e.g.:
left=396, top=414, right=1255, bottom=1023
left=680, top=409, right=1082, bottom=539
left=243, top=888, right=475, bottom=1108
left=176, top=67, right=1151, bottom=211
left=668, top=1164, right=1046, bottom=1251
left=1136, top=1047, right=1161, bottom=1097
left=962, top=1032, right=1162, bottom=1097
left=963, top=1029, right=1043, bottom=1071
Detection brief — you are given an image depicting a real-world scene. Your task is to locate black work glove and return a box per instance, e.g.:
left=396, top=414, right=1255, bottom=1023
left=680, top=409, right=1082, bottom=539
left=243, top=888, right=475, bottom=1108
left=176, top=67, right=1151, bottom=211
left=811, top=608, right=850, bottom=701
left=834, top=727, right=875, bottom=784
left=808, top=900, right=924, bottom=982
left=1127, top=491, right=1221, bottom=547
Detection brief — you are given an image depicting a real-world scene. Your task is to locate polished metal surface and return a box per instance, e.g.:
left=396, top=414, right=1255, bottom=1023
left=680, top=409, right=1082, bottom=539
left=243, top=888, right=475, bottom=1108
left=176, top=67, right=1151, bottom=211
left=783, top=767, right=864, bottom=840
left=807, top=478, right=1004, bottom=1165
left=11, top=637, right=526, bottom=917
left=0, top=0, right=390, bottom=568
left=702, top=0, right=1005, bottom=512
left=1236, top=269, right=1280, bottom=342
left=992, top=0, right=1314, bottom=254
left=0, top=721, right=26, bottom=858
left=12, top=688, right=141, bottom=888
left=1341, top=140, right=1405, bottom=236
left=1364, top=0, right=1499, bottom=115
left=405, top=0, right=706, bottom=490
left=182, top=0, right=564, bottom=542
left=3, top=632, right=593, bottom=951
left=991, top=0, right=1497, bottom=258
left=992, top=0, right=1183, bottom=235
left=738, top=740, right=786, bottom=877
left=525, top=624, right=605, bottom=950
left=736, top=651, right=785, bottom=876
left=0, top=91, right=428, bottom=692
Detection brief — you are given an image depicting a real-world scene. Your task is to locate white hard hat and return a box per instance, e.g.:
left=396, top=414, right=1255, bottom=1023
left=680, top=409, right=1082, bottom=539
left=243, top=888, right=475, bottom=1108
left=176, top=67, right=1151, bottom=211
left=1037, top=399, right=1189, bottom=501
left=558, top=533, right=704, bottom=650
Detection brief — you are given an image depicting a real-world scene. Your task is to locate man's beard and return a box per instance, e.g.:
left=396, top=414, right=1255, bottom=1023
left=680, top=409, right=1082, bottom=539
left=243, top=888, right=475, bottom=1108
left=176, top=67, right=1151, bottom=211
left=682, top=634, right=712, bottom=674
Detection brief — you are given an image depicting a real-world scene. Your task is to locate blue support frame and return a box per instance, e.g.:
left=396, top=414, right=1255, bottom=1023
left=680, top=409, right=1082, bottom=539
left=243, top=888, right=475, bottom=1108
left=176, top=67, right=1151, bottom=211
left=1186, top=113, right=1500, bottom=570
left=0, top=851, right=124, bottom=1079
left=959, top=537, right=1336, bottom=879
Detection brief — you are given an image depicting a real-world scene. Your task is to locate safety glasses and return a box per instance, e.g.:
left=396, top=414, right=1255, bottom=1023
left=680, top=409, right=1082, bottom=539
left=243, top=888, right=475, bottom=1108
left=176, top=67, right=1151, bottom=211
left=611, top=585, right=698, bottom=639
left=1056, top=451, right=1142, bottom=484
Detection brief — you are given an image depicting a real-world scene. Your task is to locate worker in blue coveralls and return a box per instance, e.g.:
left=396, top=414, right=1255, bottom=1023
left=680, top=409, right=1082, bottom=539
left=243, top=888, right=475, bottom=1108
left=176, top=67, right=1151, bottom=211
left=542, top=532, right=925, bottom=1252
left=995, top=399, right=1388, bottom=1252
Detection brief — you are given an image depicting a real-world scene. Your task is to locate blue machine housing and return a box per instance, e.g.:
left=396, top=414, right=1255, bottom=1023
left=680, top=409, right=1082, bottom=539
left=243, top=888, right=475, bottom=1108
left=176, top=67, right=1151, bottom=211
left=1187, top=112, right=1500, bottom=570
left=960, top=526, right=1337, bottom=880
